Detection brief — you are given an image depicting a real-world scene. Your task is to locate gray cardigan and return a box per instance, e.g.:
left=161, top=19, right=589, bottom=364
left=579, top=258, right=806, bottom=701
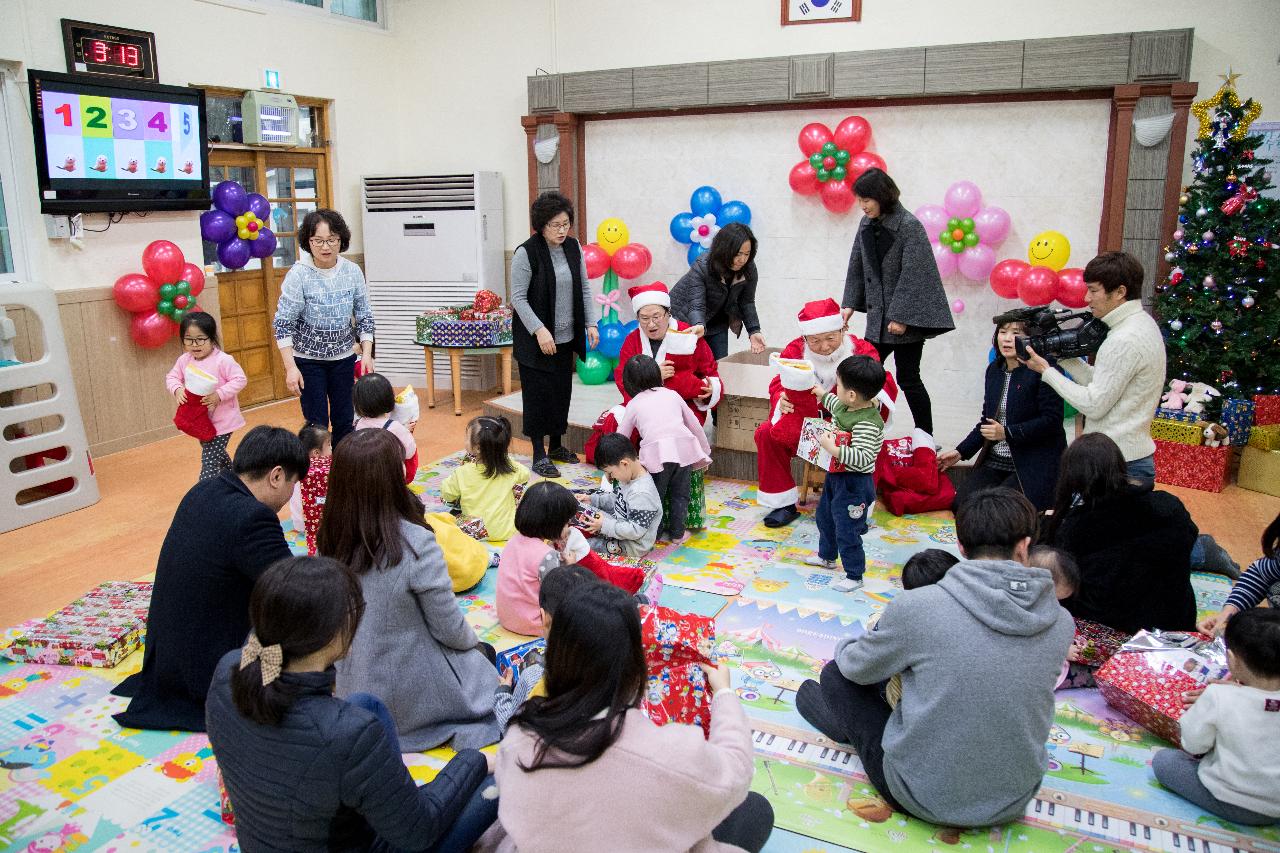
left=841, top=207, right=954, bottom=344
left=336, top=520, right=501, bottom=751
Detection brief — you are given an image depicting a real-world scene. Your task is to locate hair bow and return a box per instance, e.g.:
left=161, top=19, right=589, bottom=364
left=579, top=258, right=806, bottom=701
left=593, top=290, right=622, bottom=310
left=240, top=633, right=284, bottom=686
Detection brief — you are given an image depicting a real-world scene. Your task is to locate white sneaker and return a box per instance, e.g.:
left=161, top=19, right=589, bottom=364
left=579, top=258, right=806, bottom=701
left=831, top=577, right=864, bottom=593
left=804, top=555, right=839, bottom=569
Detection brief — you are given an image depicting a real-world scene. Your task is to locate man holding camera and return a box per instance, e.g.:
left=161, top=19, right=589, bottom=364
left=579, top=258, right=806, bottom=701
left=1018, top=251, right=1166, bottom=484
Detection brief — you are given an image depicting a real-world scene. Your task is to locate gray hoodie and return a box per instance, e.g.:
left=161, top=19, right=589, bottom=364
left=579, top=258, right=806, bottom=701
left=837, top=559, right=1073, bottom=827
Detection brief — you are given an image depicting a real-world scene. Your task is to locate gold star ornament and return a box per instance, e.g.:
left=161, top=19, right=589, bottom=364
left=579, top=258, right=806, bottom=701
left=1190, top=77, right=1263, bottom=141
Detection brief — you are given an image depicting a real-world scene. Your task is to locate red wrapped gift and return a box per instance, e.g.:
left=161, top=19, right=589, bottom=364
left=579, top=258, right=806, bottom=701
left=1153, top=439, right=1231, bottom=493
left=299, top=455, right=332, bottom=556
left=1072, top=618, right=1131, bottom=667
left=1253, top=394, right=1280, bottom=426
left=217, top=767, right=234, bottom=826
left=639, top=605, right=716, bottom=737
left=1095, top=630, right=1228, bottom=746
left=457, top=516, right=488, bottom=540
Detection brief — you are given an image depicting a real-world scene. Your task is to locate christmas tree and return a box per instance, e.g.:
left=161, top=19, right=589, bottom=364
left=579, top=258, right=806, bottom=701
left=1156, top=72, right=1279, bottom=398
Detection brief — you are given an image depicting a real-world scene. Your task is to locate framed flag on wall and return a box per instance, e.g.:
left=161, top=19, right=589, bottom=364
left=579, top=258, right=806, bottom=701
left=781, top=0, right=861, bottom=26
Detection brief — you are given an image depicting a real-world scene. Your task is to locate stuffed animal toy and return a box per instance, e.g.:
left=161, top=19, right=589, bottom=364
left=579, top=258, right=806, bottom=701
left=1183, top=382, right=1221, bottom=415
left=1202, top=422, right=1229, bottom=448
left=1160, top=379, right=1191, bottom=411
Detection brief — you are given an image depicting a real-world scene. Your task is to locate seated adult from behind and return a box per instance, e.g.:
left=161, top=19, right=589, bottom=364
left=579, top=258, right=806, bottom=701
left=113, top=425, right=305, bottom=731
left=795, top=488, right=1073, bottom=827
left=1041, top=433, right=1198, bottom=634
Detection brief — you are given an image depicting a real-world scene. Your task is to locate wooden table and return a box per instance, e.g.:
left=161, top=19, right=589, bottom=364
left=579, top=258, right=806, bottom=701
left=422, top=343, right=513, bottom=416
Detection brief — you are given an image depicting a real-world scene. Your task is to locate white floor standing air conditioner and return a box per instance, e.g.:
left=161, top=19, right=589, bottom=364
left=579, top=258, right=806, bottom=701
left=362, top=172, right=504, bottom=392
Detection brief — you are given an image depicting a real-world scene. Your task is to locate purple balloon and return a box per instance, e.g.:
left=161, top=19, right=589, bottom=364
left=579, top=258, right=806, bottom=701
left=247, top=193, right=271, bottom=221
left=914, top=204, right=949, bottom=239
left=931, top=242, right=959, bottom=277
left=200, top=209, right=236, bottom=243
left=944, top=181, right=983, bottom=219
left=248, top=228, right=278, bottom=259
left=973, top=205, right=1012, bottom=247
left=213, top=180, right=249, bottom=216
left=958, top=244, right=997, bottom=281
left=217, top=237, right=252, bottom=269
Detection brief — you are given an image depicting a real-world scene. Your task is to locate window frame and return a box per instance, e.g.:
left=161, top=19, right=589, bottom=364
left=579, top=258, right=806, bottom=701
left=194, top=0, right=388, bottom=30
left=0, top=67, right=32, bottom=284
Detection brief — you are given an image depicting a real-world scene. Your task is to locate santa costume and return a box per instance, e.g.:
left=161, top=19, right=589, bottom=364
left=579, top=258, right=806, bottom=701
left=875, top=428, right=955, bottom=516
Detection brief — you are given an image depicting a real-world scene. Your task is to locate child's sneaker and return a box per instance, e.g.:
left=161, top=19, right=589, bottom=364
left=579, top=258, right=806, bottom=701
left=831, top=577, right=864, bottom=593
left=804, top=555, right=839, bottom=570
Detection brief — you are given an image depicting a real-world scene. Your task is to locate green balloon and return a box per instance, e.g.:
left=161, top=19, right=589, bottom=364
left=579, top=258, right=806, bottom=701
left=816, top=168, right=831, bottom=181
left=575, top=351, right=614, bottom=385
left=171, top=309, right=186, bottom=323
left=821, top=142, right=837, bottom=156
left=834, top=149, right=851, bottom=165
left=831, top=166, right=847, bottom=181
left=809, top=153, right=823, bottom=168
left=947, top=218, right=961, bottom=231
left=159, top=283, right=177, bottom=299
left=949, top=241, right=965, bottom=254
left=939, top=229, right=951, bottom=244
left=961, top=218, right=975, bottom=232
left=963, top=232, right=980, bottom=247
left=176, top=280, right=190, bottom=295
left=158, top=299, right=175, bottom=316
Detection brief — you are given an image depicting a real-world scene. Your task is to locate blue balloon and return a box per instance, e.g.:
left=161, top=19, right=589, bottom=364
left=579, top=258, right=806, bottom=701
left=689, top=185, right=722, bottom=218
left=719, top=200, right=751, bottom=225
left=988, top=346, right=997, bottom=364
left=622, top=319, right=639, bottom=336
left=596, top=322, right=627, bottom=359
left=687, top=243, right=708, bottom=266
left=669, top=212, right=695, bottom=244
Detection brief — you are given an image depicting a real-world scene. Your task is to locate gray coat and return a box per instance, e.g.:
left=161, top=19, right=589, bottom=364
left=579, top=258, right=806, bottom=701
left=336, top=520, right=501, bottom=751
left=842, top=207, right=954, bottom=344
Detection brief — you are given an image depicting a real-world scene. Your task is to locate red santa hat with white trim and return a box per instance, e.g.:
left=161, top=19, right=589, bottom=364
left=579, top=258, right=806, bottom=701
left=628, top=282, right=670, bottom=312
left=796, top=298, right=844, bottom=335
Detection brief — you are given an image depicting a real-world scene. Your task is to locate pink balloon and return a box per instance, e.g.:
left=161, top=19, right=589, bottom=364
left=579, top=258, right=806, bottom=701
left=583, top=243, right=610, bottom=279
left=130, top=310, right=175, bottom=348
left=798, top=123, right=834, bottom=157
left=973, top=205, right=1012, bottom=247
left=952, top=299, right=966, bottom=314
left=788, top=161, right=820, bottom=195
left=931, top=243, right=959, bottom=277
left=820, top=179, right=856, bottom=214
left=943, top=181, right=983, bottom=219
left=113, top=273, right=159, bottom=313
left=915, top=205, right=950, bottom=239
left=990, top=258, right=1029, bottom=299
left=1018, top=266, right=1059, bottom=306
left=181, top=263, right=206, bottom=298
left=611, top=243, right=652, bottom=279
left=1055, top=267, right=1088, bottom=308
left=847, top=152, right=886, bottom=183
left=833, top=116, right=871, bottom=154
left=958, top=244, right=997, bottom=281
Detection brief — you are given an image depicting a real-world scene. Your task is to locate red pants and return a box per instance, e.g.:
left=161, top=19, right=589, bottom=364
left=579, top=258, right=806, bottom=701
left=754, top=419, right=799, bottom=510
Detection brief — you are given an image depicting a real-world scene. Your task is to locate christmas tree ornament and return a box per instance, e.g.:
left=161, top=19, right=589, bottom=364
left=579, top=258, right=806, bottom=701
left=1196, top=207, right=1209, bottom=217
left=1211, top=319, right=1224, bottom=333
left=1228, top=236, right=1249, bottom=257
left=1202, top=230, right=1215, bottom=241
left=1203, top=275, right=1217, bottom=289
left=1243, top=295, right=1256, bottom=308
left=1227, top=172, right=1238, bottom=183
left=1221, top=184, right=1259, bottom=215
left=1173, top=229, right=1185, bottom=240
left=1170, top=319, right=1183, bottom=331
left=1164, top=251, right=1177, bottom=262
left=1169, top=267, right=1184, bottom=285
left=1188, top=244, right=1199, bottom=254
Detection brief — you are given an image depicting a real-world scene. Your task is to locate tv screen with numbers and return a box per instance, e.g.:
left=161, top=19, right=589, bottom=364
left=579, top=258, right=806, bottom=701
left=29, top=70, right=210, bottom=214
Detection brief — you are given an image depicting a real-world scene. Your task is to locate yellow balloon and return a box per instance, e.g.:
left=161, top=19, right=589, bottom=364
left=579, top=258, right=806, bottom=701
left=1027, top=230, right=1071, bottom=271
left=235, top=215, right=249, bottom=228
left=245, top=213, right=258, bottom=225
left=596, top=218, right=630, bottom=256
left=238, top=227, right=252, bottom=240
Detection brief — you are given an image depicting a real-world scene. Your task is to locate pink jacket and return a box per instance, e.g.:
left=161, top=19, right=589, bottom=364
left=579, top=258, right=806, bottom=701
left=496, top=534, right=557, bottom=636
left=481, top=691, right=755, bottom=853
left=616, top=386, right=712, bottom=475
left=166, top=349, right=247, bottom=435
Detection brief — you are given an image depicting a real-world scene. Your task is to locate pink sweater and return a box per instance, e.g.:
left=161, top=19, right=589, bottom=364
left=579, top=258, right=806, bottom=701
left=496, top=534, right=559, bottom=636
left=480, top=691, right=755, bottom=853
left=615, top=386, right=712, bottom=475
left=165, top=349, right=247, bottom=435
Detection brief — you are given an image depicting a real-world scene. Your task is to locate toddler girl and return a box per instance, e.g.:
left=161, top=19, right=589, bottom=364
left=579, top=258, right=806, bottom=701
left=288, top=424, right=332, bottom=555
left=497, top=481, right=581, bottom=636
left=166, top=312, right=247, bottom=482
left=441, top=415, right=530, bottom=541
left=615, top=355, right=711, bottom=544
left=352, top=373, right=418, bottom=482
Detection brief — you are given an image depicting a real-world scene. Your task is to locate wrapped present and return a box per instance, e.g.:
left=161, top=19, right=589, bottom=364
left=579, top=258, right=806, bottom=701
left=1239, top=446, right=1280, bottom=498
left=568, top=502, right=602, bottom=533
left=1254, top=394, right=1280, bottom=426
left=796, top=417, right=850, bottom=473
left=1095, top=630, right=1228, bottom=746
left=3, top=581, right=152, bottom=668
left=473, top=288, right=502, bottom=313
left=457, top=515, right=488, bottom=541
left=1153, top=439, right=1231, bottom=493
left=661, top=468, right=705, bottom=532
left=425, top=310, right=514, bottom=347
left=415, top=306, right=467, bottom=343
left=496, top=638, right=545, bottom=683
left=1221, top=397, right=1255, bottom=446
left=1154, top=407, right=1201, bottom=424
left=639, top=604, right=716, bottom=737
left=1072, top=618, right=1131, bottom=667
left=1248, top=424, right=1280, bottom=451
left=217, top=768, right=234, bottom=826
left=1150, top=418, right=1202, bottom=446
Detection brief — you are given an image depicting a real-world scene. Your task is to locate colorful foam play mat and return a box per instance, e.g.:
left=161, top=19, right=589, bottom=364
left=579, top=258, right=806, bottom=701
left=1, top=452, right=1275, bottom=851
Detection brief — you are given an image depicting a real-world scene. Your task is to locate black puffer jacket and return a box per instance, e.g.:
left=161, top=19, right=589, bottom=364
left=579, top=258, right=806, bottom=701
left=206, top=650, right=488, bottom=852
left=670, top=254, right=761, bottom=338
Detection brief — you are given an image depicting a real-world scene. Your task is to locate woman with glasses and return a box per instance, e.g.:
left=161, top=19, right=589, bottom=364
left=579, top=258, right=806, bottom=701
left=670, top=222, right=766, bottom=360
left=510, top=192, right=599, bottom=479
left=273, top=209, right=375, bottom=446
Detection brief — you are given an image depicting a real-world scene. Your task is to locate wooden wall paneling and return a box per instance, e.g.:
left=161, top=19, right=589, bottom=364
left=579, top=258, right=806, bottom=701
left=84, top=296, right=156, bottom=450
left=57, top=302, right=97, bottom=446
left=1099, top=85, right=1142, bottom=252
left=553, top=114, right=581, bottom=225
left=790, top=54, right=833, bottom=99
left=634, top=63, right=709, bottom=109
left=1021, top=34, right=1132, bottom=89
left=1123, top=237, right=1161, bottom=302
left=1129, top=29, right=1193, bottom=82
left=924, top=41, right=1024, bottom=93
left=1158, top=83, right=1200, bottom=286
left=536, top=123, right=560, bottom=193
left=708, top=57, right=790, bottom=105
left=1126, top=178, right=1165, bottom=210
left=528, top=75, right=562, bottom=114
left=521, top=115, right=541, bottom=214
left=561, top=69, right=633, bottom=113
left=1122, top=208, right=1162, bottom=240
left=832, top=47, right=925, bottom=98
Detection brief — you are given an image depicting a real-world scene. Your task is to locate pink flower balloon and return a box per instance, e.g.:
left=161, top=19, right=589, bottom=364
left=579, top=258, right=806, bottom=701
left=931, top=242, right=959, bottom=277
left=951, top=299, right=965, bottom=314
left=958, top=245, right=996, bottom=281
left=914, top=205, right=949, bottom=237
left=944, top=181, right=983, bottom=219
left=972, top=205, right=1011, bottom=247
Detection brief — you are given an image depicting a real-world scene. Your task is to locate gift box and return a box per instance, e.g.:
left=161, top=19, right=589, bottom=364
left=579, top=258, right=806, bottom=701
left=422, top=308, right=514, bottom=348
left=1249, top=424, right=1280, bottom=451
left=796, top=417, right=849, bottom=473
left=217, top=768, right=234, bottom=826
left=1153, top=439, right=1231, bottom=493
left=1150, top=418, right=1203, bottom=446
left=1238, top=446, right=1280, bottom=498
left=568, top=502, right=602, bottom=533
left=3, top=582, right=152, bottom=668
left=1221, top=398, right=1255, bottom=446
left=1253, top=395, right=1280, bottom=426
left=1154, top=407, right=1201, bottom=424
left=662, top=468, right=705, bottom=532
left=415, top=306, right=467, bottom=343
left=496, top=638, right=546, bottom=683
left=1072, top=618, right=1131, bottom=667
left=457, top=516, right=488, bottom=541
left=639, top=604, right=716, bottom=737
left=1095, top=630, right=1228, bottom=746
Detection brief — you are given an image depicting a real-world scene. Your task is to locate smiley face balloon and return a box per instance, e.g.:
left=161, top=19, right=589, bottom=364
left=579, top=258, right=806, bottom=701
left=596, top=218, right=630, bottom=256
left=1027, top=231, right=1071, bottom=271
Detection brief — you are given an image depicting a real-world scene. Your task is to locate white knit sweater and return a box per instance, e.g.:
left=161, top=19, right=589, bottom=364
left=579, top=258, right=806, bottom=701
left=1041, top=300, right=1166, bottom=462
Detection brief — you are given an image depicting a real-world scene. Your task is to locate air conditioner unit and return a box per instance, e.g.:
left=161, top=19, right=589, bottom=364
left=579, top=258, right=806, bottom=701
left=241, top=90, right=300, bottom=147
left=362, top=172, right=504, bottom=391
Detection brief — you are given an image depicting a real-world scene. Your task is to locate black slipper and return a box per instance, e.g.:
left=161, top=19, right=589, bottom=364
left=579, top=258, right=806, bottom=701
left=548, top=446, right=579, bottom=464
left=763, top=505, right=800, bottom=528
left=532, top=457, right=561, bottom=479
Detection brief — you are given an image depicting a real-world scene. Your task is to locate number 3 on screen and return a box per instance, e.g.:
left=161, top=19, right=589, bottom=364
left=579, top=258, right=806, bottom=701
left=117, top=109, right=137, bottom=131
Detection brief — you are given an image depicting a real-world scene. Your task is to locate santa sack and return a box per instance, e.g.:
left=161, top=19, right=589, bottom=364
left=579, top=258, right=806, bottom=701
left=768, top=354, right=822, bottom=448
left=583, top=405, right=638, bottom=466
left=174, top=364, right=219, bottom=442
left=875, top=429, right=955, bottom=516
left=393, top=386, right=419, bottom=426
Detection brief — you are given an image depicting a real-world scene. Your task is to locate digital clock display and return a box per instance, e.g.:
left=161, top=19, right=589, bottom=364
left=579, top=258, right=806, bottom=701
left=83, top=38, right=143, bottom=69
left=61, top=20, right=158, bottom=82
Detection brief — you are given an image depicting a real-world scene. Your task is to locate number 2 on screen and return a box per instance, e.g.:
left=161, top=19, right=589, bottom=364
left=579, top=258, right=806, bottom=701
left=84, top=106, right=108, bottom=129
left=148, top=111, right=168, bottom=133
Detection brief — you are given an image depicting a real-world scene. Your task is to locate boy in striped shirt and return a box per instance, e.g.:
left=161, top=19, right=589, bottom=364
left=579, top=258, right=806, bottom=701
left=807, top=355, right=887, bottom=593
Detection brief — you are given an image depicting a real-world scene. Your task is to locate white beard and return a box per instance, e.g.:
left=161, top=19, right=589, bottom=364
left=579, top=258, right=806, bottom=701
left=804, top=339, right=853, bottom=391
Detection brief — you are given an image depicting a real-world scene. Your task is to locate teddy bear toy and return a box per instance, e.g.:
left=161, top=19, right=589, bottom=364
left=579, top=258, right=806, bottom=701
left=1183, top=382, right=1222, bottom=415
left=1160, top=379, right=1191, bottom=410
left=1202, top=422, right=1229, bottom=447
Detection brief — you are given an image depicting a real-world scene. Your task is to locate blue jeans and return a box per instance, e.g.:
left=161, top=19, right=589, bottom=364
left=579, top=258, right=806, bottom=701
left=296, top=353, right=357, bottom=446
left=815, top=471, right=876, bottom=580
left=1127, top=453, right=1156, bottom=486
left=704, top=327, right=730, bottom=360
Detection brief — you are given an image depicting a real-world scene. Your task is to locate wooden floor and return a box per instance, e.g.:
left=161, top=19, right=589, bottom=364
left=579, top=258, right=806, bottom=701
left=3, top=397, right=1277, bottom=627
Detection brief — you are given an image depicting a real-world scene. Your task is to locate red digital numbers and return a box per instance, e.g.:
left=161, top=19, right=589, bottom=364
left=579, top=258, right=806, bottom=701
left=92, top=40, right=108, bottom=63
left=123, top=45, right=140, bottom=66
left=86, top=39, right=142, bottom=68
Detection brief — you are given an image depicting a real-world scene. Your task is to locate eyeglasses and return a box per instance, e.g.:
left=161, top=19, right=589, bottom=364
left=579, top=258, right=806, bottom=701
left=309, top=237, right=341, bottom=247
left=637, top=314, right=667, bottom=326
left=545, top=221, right=572, bottom=233
left=183, top=336, right=211, bottom=346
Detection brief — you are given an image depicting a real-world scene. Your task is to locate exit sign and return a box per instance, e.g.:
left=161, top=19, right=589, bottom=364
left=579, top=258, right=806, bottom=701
left=263, top=69, right=281, bottom=89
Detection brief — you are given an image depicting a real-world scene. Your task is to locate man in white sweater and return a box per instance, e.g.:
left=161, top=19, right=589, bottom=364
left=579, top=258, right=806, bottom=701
left=1020, top=252, right=1165, bottom=484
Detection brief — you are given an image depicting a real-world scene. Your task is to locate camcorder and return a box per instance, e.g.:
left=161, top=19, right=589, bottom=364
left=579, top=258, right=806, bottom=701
left=993, top=307, right=1109, bottom=362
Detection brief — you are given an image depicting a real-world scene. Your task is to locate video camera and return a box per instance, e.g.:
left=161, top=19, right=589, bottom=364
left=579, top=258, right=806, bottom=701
left=993, top=307, right=1109, bottom=362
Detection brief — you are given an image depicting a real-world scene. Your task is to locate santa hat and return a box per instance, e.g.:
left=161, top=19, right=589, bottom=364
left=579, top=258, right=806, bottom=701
left=629, top=282, right=670, bottom=312
left=796, top=298, right=844, bottom=335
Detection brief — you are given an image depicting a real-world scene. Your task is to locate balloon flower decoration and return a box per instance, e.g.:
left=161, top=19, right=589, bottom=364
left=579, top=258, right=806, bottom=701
left=914, top=182, right=1011, bottom=282
left=199, top=180, right=278, bottom=270
left=577, top=218, right=649, bottom=384
left=112, top=240, right=206, bottom=348
left=787, top=116, right=887, bottom=214
left=988, top=230, right=1088, bottom=309
left=669, top=186, right=752, bottom=266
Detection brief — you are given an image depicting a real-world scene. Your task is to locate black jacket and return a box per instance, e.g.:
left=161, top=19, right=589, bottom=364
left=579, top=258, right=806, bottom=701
left=670, top=254, right=761, bottom=337
left=206, top=650, right=488, bottom=852
left=1050, top=484, right=1198, bottom=634
left=956, top=361, right=1067, bottom=510
left=112, top=470, right=293, bottom=731
left=512, top=233, right=586, bottom=371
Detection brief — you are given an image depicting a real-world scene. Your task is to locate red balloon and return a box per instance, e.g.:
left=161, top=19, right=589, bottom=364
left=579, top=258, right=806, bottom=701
left=582, top=243, right=610, bottom=279
left=788, top=162, right=820, bottom=195
left=611, top=243, right=652, bottom=280
left=181, top=263, right=206, bottom=297
left=989, top=259, right=1029, bottom=299
left=1055, top=267, right=1087, bottom=308
left=1018, top=266, right=1059, bottom=306
left=798, top=122, right=834, bottom=157
left=833, top=116, right=872, bottom=154
left=820, top=179, right=856, bottom=214
left=130, top=311, right=176, bottom=349
left=174, top=295, right=189, bottom=309
left=113, top=273, right=159, bottom=312
left=141, top=240, right=186, bottom=285
left=847, top=152, right=887, bottom=183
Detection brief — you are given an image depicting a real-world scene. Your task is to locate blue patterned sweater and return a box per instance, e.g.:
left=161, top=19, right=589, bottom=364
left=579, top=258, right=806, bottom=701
left=273, top=257, right=375, bottom=360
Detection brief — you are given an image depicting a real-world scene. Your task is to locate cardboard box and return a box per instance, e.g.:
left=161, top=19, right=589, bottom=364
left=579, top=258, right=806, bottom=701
left=1153, top=439, right=1231, bottom=493
left=715, top=348, right=782, bottom=452
left=1239, top=445, right=1280, bottom=497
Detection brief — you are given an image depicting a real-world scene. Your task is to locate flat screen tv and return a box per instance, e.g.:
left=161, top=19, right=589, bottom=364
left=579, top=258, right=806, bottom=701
left=29, top=70, right=210, bottom=214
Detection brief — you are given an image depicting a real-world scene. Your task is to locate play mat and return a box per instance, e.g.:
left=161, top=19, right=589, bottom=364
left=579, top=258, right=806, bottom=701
left=1, top=451, right=1276, bottom=852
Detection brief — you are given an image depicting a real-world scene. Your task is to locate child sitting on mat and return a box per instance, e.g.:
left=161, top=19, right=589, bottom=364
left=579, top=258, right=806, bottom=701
left=1199, top=511, right=1280, bottom=637
left=440, top=415, right=530, bottom=541
left=878, top=549, right=959, bottom=707
left=352, top=373, right=418, bottom=483
left=288, top=423, right=333, bottom=556
left=577, top=432, right=664, bottom=558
